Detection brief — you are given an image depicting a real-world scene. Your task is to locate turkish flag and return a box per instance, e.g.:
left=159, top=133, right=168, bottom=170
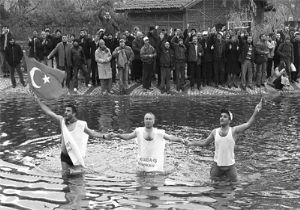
left=24, top=55, right=67, bottom=99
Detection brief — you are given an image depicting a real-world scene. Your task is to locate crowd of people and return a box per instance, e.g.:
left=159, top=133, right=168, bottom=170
left=1, top=13, right=300, bottom=93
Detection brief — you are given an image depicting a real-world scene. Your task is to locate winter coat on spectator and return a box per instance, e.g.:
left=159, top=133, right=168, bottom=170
left=239, top=39, right=254, bottom=63
left=112, top=46, right=134, bottom=68
left=293, top=36, right=300, bottom=69
left=48, top=42, right=72, bottom=68
left=99, top=16, right=119, bottom=36
left=95, top=47, right=112, bottom=79
left=28, top=37, right=42, bottom=60
left=159, top=46, right=175, bottom=68
left=140, top=44, right=157, bottom=64
left=125, top=34, right=135, bottom=48
left=213, top=39, right=226, bottom=62
left=277, top=41, right=294, bottom=63
left=4, top=42, right=23, bottom=67
left=171, top=37, right=186, bottom=62
left=71, top=45, right=86, bottom=67
left=0, top=31, right=13, bottom=52
left=147, top=29, right=159, bottom=50
left=104, top=37, right=118, bottom=54
left=186, top=41, right=204, bottom=65
left=225, top=41, right=240, bottom=74
left=200, top=37, right=214, bottom=63
left=132, top=37, right=144, bottom=60
left=79, top=35, right=93, bottom=59
left=254, top=40, right=269, bottom=63
left=40, top=38, right=53, bottom=58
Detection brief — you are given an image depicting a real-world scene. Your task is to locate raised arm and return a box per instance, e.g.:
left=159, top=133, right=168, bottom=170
left=36, top=97, right=62, bottom=123
left=113, top=130, right=137, bottom=140
left=188, top=129, right=215, bottom=147
left=233, top=99, right=262, bottom=134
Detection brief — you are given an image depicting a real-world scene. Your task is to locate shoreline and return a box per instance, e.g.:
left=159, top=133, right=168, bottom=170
left=1, top=76, right=300, bottom=98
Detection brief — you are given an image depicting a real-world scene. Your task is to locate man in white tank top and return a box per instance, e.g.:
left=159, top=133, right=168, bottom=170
left=112, top=112, right=187, bottom=174
left=36, top=97, right=111, bottom=176
left=187, top=99, right=263, bottom=182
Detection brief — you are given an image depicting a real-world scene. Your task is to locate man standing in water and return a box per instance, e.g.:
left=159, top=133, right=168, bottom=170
left=112, top=113, right=187, bottom=173
left=187, top=100, right=263, bottom=182
left=36, top=98, right=111, bottom=176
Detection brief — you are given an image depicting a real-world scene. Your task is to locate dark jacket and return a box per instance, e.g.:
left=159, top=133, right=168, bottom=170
left=200, top=37, right=214, bottom=63
left=277, top=41, right=294, bottom=63
left=171, top=36, right=186, bottom=62
left=147, top=29, right=159, bottom=50
left=239, top=39, right=254, bottom=63
left=40, top=38, right=53, bottom=58
left=5, top=42, right=23, bottom=67
left=213, top=39, right=226, bottom=62
left=104, top=37, right=118, bottom=55
left=99, top=16, right=119, bottom=35
left=79, top=36, right=93, bottom=59
left=293, top=38, right=300, bottom=66
left=71, top=46, right=86, bottom=67
left=28, top=37, right=42, bottom=60
left=159, top=47, right=175, bottom=68
left=132, top=37, right=144, bottom=60
left=140, top=44, right=157, bottom=64
left=0, top=32, right=13, bottom=52
left=186, top=42, right=204, bottom=65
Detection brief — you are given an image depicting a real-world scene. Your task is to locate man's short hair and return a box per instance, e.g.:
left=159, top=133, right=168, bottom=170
left=55, top=29, right=62, bottom=34
left=220, top=109, right=233, bottom=121
left=144, top=112, right=155, bottom=120
left=66, top=104, right=77, bottom=115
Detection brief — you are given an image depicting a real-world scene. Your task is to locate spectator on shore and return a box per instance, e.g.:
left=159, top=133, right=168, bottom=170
left=104, top=33, right=118, bottom=83
left=254, top=34, right=269, bottom=88
left=28, top=30, right=42, bottom=61
left=0, top=25, right=13, bottom=77
left=213, top=32, right=226, bottom=87
left=4, top=37, right=25, bottom=88
left=266, top=34, right=276, bottom=78
left=90, top=33, right=101, bottom=86
left=112, top=39, right=134, bottom=94
left=140, top=36, right=157, bottom=92
left=159, top=41, right=174, bottom=94
left=277, top=36, right=294, bottom=83
left=131, top=31, right=144, bottom=82
left=52, top=29, right=63, bottom=68
left=292, top=32, right=300, bottom=82
left=239, top=35, right=254, bottom=90
left=48, top=35, right=72, bottom=88
left=186, top=35, right=204, bottom=90
left=200, top=31, right=214, bottom=86
left=273, top=33, right=283, bottom=69
left=95, top=39, right=112, bottom=95
left=171, top=36, right=186, bottom=92
left=40, top=31, right=53, bottom=66
left=225, top=35, right=240, bottom=88
left=71, top=39, right=89, bottom=92
left=79, top=28, right=92, bottom=87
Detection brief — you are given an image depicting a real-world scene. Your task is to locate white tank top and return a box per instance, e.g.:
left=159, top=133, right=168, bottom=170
left=214, top=127, right=235, bottom=166
left=135, top=127, right=166, bottom=172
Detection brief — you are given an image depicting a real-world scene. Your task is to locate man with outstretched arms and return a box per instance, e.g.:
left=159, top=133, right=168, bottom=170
left=112, top=113, right=187, bottom=173
left=188, top=100, right=263, bottom=182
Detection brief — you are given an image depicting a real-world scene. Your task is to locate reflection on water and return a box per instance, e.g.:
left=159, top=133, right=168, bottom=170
left=0, top=94, right=300, bottom=209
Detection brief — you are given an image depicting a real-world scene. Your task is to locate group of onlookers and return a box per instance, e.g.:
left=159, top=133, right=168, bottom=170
left=1, top=18, right=300, bottom=93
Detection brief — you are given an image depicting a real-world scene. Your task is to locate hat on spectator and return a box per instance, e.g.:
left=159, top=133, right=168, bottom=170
left=202, top=31, right=208, bottom=35
left=218, top=31, right=223, bottom=36
left=143, top=36, right=149, bottom=41
left=45, top=28, right=50, bottom=32
left=98, top=28, right=104, bottom=32
left=294, top=31, right=300, bottom=36
left=119, top=39, right=125, bottom=43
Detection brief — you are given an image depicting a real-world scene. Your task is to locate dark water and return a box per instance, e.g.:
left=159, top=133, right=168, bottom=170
left=0, top=94, right=300, bottom=210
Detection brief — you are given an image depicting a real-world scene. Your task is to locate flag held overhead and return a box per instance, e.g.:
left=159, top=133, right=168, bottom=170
left=24, top=54, right=67, bottom=99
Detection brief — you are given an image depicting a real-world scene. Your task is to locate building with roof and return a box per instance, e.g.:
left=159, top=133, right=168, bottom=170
left=115, top=0, right=250, bottom=31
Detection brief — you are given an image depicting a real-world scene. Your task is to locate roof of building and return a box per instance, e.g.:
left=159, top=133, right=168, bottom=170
left=115, top=0, right=201, bottom=12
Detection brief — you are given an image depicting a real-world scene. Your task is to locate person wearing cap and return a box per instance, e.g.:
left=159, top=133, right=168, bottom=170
left=292, top=31, right=300, bottom=82
left=140, top=36, right=157, bottom=91
left=4, top=37, right=26, bottom=88
left=112, top=39, right=134, bottom=94
left=277, top=36, right=294, bottom=82
left=187, top=100, right=263, bottom=182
